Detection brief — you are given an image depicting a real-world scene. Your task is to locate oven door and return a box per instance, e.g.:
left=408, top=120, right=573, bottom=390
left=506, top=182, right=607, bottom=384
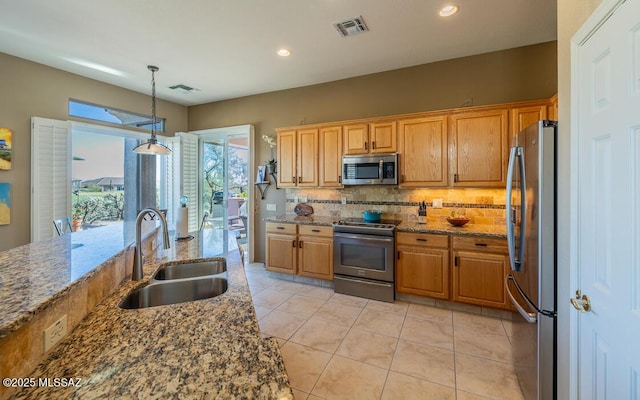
left=333, top=232, right=394, bottom=282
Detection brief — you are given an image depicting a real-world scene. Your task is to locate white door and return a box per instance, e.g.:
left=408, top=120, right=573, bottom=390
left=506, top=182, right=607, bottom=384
left=574, top=0, right=640, bottom=398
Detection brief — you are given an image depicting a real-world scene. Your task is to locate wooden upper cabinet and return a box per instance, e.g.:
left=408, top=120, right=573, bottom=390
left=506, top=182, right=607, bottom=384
left=276, top=128, right=318, bottom=187
left=510, top=103, right=547, bottom=146
left=449, top=108, right=509, bottom=187
left=548, top=94, right=558, bottom=121
left=398, top=116, right=448, bottom=187
left=297, top=128, right=318, bottom=187
left=370, top=121, right=397, bottom=153
left=343, top=123, right=369, bottom=155
left=277, top=130, right=297, bottom=188
left=319, top=126, right=343, bottom=187
left=343, top=121, right=396, bottom=154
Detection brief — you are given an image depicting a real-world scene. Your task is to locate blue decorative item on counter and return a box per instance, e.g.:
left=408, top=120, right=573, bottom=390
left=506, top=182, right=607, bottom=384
left=362, top=210, right=383, bottom=222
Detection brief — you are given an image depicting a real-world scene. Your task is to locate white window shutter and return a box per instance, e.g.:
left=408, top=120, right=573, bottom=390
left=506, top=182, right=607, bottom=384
left=31, top=117, right=71, bottom=242
left=162, top=136, right=181, bottom=230
left=177, top=132, right=199, bottom=233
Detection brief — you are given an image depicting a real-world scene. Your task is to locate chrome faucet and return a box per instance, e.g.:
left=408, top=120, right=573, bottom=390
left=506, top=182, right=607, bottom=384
left=132, top=207, right=170, bottom=281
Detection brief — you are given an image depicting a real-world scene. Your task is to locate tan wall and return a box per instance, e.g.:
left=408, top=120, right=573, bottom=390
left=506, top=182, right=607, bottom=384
left=0, top=52, right=188, bottom=251
left=556, top=1, right=603, bottom=399
left=188, top=41, right=558, bottom=262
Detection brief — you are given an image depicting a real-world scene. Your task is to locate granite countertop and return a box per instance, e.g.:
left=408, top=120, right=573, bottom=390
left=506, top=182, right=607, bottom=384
left=397, top=221, right=507, bottom=238
left=6, top=229, right=292, bottom=400
left=0, top=222, right=156, bottom=339
left=265, top=214, right=506, bottom=238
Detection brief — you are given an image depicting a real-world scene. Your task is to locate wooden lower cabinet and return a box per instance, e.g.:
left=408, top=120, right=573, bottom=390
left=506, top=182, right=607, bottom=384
left=265, top=222, right=333, bottom=280
left=396, top=232, right=449, bottom=299
left=298, top=235, right=333, bottom=279
left=265, top=233, right=296, bottom=274
left=396, top=232, right=510, bottom=310
left=451, top=236, right=510, bottom=309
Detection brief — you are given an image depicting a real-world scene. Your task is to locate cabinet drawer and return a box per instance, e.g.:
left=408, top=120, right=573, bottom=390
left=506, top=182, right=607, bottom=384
left=452, top=236, right=508, bottom=254
left=298, top=224, right=333, bottom=237
left=396, top=232, right=449, bottom=248
left=266, top=222, right=297, bottom=235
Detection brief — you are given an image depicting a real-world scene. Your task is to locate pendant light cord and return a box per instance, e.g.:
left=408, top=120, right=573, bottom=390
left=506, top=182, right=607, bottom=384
left=148, top=65, right=159, bottom=141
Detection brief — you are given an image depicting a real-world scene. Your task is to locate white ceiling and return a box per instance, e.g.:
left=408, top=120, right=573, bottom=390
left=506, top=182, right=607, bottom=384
left=0, top=0, right=557, bottom=106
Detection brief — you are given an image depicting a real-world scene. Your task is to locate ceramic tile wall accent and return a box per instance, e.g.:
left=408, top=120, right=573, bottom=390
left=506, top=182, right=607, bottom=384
left=0, top=233, right=154, bottom=400
left=285, top=188, right=507, bottom=226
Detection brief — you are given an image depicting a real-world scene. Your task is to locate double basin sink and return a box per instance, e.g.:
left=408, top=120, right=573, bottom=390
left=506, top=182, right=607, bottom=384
left=119, top=259, right=228, bottom=309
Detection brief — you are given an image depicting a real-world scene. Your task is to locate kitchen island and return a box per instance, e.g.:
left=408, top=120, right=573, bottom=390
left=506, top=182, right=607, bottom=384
left=2, top=227, right=292, bottom=400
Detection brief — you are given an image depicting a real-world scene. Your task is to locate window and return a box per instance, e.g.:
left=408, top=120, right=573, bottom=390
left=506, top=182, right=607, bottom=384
left=31, top=117, right=163, bottom=241
left=69, top=99, right=165, bottom=132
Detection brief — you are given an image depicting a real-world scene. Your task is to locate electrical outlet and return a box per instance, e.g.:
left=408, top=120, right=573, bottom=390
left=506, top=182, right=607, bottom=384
left=432, top=199, right=443, bottom=208
left=341, top=197, right=347, bottom=205
left=299, top=196, right=307, bottom=203
left=44, top=315, right=67, bottom=352
left=266, top=203, right=276, bottom=211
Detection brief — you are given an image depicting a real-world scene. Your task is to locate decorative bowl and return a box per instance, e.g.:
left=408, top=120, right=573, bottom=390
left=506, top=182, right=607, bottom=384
left=446, top=217, right=470, bottom=227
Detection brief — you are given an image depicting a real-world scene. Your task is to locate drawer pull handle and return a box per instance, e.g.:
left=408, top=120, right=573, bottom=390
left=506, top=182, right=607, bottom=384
left=292, top=240, right=296, bottom=247
left=312, top=229, right=320, bottom=232
left=416, top=238, right=427, bottom=242
left=475, top=243, right=488, bottom=247
left=277, top=226, right=285, bottom=230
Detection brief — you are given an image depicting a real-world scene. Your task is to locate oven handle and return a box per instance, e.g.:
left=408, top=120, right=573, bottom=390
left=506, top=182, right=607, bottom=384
left=333, top=232, right=394, bottom=243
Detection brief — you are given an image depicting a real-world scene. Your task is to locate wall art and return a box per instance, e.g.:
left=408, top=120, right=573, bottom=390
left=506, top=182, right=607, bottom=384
left=0, top=128, right=12, bottom=170
left=0, top=183, right=9, bottom=225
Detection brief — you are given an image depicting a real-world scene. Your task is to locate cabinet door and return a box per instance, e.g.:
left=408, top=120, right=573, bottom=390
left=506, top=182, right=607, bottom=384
left=449, top=109, right=509, bottom=187
left=277, top=130, right=297, bottom=188
left=266, top=233, right=297, bottom=274
left=396, top=245, right=449, bottom=299
left=297, top=128, right=318, bottom=187
left=343, top=123, right=369, bottom=155
left=510, top=104, right=547, bottom=146
left=398, top=116, right=448, bottom=187
left=547, top=94, right=558, bottom=121
left=319, top=126, right=343, bottom=187
left=370, top=121, right=397, bottom=153
left=298, top=236, right=333, bottom=280
left=452, top=250, right=509, bottom=309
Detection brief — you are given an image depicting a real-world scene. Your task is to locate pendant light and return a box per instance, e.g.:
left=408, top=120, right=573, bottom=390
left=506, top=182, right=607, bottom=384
left=132, top=65, right=171, bottom=155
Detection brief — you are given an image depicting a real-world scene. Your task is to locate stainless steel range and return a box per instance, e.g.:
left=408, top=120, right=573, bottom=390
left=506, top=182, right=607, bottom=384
left=333, top=218, right=400, bottom=302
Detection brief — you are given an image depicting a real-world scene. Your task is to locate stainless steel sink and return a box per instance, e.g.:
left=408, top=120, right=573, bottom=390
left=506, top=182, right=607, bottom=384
left=152, top=259, right=227, bottom=281
left=119, top=277, right=228, bottom=309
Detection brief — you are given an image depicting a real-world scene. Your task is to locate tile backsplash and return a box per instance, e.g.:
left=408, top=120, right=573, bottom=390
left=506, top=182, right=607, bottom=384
left=285, top=187, right=507, bottom=226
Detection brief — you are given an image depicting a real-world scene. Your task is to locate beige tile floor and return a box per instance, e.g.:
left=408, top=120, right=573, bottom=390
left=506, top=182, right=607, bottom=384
left=245, top=263, right=524, bottom=400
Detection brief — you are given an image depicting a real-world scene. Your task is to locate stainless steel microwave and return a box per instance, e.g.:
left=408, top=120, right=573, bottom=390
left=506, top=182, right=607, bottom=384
left=342, top=153, right=398, bottom=185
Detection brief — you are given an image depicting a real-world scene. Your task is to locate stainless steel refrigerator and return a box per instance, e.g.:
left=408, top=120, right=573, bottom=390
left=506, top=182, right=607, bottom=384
left=505, top=120, right=557, bottom=400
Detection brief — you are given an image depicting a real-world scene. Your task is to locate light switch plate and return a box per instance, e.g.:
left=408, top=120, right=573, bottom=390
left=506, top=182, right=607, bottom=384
left=341, top=197, right=347, bottom=205
left=266, top=203, right=276, bottom=211
left=44, top=314, right=67, bottom=352
left=432, top=199, right=443, bottom=208
left=299, top=196, right=307, bottom=203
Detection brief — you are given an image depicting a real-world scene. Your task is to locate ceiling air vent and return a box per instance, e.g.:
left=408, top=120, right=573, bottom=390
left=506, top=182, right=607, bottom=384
left=333, top=16, right=368, bottom=37
left=169, top=84, right=197, bottom=94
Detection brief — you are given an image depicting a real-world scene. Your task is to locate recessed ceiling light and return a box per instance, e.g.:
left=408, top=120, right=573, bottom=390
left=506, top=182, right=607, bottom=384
left=438, top=5, right=459, bottom=17
left=277, top=48, right=291, bottom=57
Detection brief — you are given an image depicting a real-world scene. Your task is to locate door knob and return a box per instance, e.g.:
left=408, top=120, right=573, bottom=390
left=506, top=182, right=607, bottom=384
left=570, top=290, right=591, bottom=312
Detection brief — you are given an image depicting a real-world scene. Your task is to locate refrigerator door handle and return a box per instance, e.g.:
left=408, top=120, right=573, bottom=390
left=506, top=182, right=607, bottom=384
left=506, top=275, right=537, bottom=323
left=506, top=146, right=526, bottom=271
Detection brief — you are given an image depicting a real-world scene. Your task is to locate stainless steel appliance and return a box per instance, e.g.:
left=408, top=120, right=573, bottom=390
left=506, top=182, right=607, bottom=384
left=342, top=153, right=398, bottom=185
left=333, top=218, right=400, bottom=302
left=505, top=120, right=557, bottom=400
